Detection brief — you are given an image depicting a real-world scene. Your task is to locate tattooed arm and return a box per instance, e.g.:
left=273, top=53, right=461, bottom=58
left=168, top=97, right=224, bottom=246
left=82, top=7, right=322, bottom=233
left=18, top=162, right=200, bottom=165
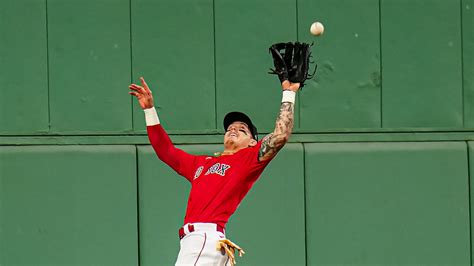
left=259, top=81, right=300, bottom=161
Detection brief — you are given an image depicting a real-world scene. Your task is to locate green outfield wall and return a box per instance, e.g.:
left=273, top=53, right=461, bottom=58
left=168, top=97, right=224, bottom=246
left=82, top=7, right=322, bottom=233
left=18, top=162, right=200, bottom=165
left=1, top=0, right=474, bottom=265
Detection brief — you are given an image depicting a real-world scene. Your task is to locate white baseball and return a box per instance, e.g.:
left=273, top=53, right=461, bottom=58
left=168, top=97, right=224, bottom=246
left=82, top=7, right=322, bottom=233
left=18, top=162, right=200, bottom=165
left=310, top=22, right=324, bottom=36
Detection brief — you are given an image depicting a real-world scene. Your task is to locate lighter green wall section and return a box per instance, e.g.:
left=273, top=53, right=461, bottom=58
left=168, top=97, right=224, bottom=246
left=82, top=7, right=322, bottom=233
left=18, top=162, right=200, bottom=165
left=464, top=0, right=474, bottom=127
left=381, top=0, right=463, bottom=128
left=1, top=0, right=473, bottom=135
left=47, top=0, right=132, bottom=133
left=0, top=0, right=49, bottom=134
left=298, top=0, right=381, bottom=130
left=131, top=0, right=216, bottom=133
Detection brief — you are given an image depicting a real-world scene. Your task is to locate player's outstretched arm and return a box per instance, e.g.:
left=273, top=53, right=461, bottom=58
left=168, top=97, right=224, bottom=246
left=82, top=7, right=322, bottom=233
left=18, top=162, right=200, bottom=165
left=258, top=81, right=300, bottom=162
left=129, top=77, right=196, bottom=180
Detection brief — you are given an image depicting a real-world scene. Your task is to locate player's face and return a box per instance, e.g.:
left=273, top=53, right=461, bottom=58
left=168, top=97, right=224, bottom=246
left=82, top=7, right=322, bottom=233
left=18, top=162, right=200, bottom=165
left=224, top=122, right=256, bottom=150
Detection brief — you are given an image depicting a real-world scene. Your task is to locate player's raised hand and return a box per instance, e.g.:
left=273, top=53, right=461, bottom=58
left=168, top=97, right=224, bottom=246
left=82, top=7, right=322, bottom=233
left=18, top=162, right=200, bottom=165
left=282, top=80, right=300, bottom=92
left=129, top=77, right=154, bottom=109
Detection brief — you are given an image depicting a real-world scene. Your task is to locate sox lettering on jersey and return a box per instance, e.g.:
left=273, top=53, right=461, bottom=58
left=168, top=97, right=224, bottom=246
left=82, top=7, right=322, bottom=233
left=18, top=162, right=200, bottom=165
left=193, top=163, right=231, bottom=180
left=206, top=163, right=231, bottom=176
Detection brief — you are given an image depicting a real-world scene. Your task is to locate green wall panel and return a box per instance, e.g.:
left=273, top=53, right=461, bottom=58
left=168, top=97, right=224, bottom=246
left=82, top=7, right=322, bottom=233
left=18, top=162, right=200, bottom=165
left=305, top=142, right=470, bottom=265
left=137, top=144, right=221, bottom=265
left=464, top=0, right=474, bottom=127
left=215, top=0, right=298, bottom=133
left=298, top=0, right=381, bottom=130
left=48, top=0, right=132, bottom=133
left=381, top=0, right=463, bottom=128
left=0, top=146, right=138, bottom=266
left=0, top=0, right=49, bottom=134
left=132, top=0, right=215, bottom=133
left=226, top=143, right=305, bottom=266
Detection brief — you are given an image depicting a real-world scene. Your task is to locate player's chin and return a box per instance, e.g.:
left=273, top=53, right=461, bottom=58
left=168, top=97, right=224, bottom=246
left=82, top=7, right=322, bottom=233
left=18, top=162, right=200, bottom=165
left=223, top=138, right=234, bottom=145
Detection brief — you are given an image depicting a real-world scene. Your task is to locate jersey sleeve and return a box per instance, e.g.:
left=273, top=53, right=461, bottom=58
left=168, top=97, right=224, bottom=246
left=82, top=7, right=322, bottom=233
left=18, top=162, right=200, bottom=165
left=147, top=124, right=198, bottom=182
left=242, top=140, right=273, bottom=181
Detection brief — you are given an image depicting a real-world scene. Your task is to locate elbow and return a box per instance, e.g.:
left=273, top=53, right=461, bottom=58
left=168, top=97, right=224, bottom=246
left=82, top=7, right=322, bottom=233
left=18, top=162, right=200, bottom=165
left=156, top=151, right=166, bottom=161
left=156, top=146, right=174, bottom=161
left=274, top=133, right=291, bottom=147
left=150, top=141, right=172, bottom=162
left=280, top=133, right=290, bottom=143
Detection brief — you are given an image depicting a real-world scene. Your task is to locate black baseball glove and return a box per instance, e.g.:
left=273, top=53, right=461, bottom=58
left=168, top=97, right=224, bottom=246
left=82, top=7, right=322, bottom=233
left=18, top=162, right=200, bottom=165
left=268, top=42, right=317, bottom=88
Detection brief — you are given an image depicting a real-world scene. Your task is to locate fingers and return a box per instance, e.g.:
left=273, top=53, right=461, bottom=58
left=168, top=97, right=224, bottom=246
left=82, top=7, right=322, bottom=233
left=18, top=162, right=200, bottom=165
left=238, top=246, right=245, bottom=256
left=129, top=84, right=145, bottom=92
left=222, top=245, right=235, bottom=264
left=140, top=77, right=147, bottom=87
left=217, top=239, right=245, bottom=265
left=129, top=77, right=153, bottom=95
left=129, top=91, right=137, bottom=96
left=220, top=239, right=244, bottom=259
left=129, top=85, right=143, bottom=95
left=225, top=240, right=243, bottom=251
left=140, top=77, right=152, bottom=94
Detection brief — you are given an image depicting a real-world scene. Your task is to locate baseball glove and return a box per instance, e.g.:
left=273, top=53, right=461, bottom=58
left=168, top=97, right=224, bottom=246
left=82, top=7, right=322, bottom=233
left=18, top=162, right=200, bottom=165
left=268, top=42, right=317, bottom=88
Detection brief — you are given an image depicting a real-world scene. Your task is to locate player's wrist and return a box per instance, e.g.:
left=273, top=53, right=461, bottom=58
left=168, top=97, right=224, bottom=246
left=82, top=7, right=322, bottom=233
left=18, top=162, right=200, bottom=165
left=144, top=107, right=160, bottom=126
left=281, top=90, right=296, bottom=103
left=281, top=80, right=291, bottom=89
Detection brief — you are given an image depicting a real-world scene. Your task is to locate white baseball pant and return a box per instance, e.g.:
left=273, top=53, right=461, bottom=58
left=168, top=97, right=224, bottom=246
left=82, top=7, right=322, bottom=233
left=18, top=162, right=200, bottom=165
left=175, top=223, right=230, bottom=266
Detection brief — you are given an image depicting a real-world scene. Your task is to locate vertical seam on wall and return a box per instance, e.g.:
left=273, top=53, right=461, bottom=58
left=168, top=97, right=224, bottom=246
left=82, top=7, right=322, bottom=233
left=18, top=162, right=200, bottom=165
left=460, top=0, right=465, bottom=128
left=135, top=145, right=141, bottom=266
left=467, top=141, right=473, bottom=265
left=302, top=143, right=308, bottom=266
left=467, top=142, right=472, bottom=266
left=295, top=0, right=299, bottom=41
left=213, top=0, right=218, bottom=131
left=379, top=0, right=383, bottom=129
left=45, top=0, right=51, bottom=132
left=296, top=0, right=301, bottom=129
left=130, top=0, right=135, bottom=132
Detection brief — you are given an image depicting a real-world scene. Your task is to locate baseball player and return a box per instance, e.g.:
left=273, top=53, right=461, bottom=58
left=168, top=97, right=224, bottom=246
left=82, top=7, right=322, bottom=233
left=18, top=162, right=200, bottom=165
left=129, top=42, right=313, bottom=265
left=129, top=78, right=299, bottom=265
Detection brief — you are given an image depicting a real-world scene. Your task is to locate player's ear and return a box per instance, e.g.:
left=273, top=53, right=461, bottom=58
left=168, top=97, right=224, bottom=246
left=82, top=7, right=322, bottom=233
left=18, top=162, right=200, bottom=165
left=248, top=139, right=257, bottom=147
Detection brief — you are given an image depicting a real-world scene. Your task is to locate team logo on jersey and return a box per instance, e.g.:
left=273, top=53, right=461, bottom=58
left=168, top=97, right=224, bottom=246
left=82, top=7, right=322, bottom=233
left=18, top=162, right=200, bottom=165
left=193, top=166, right=204, bottom=180
left=205, top=163, right=231, bottom=177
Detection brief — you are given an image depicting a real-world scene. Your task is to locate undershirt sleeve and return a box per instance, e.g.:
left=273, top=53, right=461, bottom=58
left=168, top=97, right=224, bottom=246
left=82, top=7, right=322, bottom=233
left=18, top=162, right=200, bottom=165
left=147, top=124, right=197, bottom=182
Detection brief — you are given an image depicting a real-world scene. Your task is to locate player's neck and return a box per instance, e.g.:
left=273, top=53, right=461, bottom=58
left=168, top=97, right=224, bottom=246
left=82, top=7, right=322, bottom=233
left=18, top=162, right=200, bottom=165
left=221, top=146, right=245, bottom=156
left=221, top=149, right=237, bottom=156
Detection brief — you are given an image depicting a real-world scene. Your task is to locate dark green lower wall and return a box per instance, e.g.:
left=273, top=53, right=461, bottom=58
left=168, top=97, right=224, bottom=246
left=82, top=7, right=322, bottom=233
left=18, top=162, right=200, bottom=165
left=0, top=146, right=138, bottom=266
left=306, top=142, right=470, bottom=265
left=1, top=142, right=472, bottom=265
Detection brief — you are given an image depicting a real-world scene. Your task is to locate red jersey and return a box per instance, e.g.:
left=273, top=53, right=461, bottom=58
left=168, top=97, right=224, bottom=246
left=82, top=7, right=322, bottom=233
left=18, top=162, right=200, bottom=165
left=147, top=124, right=273, bottom=228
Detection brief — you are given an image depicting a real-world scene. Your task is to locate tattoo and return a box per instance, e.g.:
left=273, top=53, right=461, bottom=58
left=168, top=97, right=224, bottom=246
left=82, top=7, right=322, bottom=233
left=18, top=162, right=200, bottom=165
left=259, top=102, right=294, bottom=161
